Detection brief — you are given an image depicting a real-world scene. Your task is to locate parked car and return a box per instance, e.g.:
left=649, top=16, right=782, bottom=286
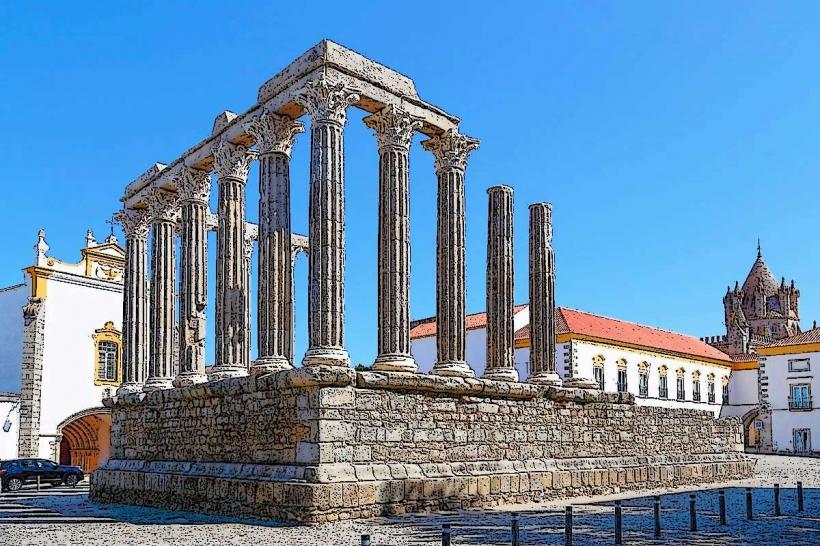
left=0, top=458, right=84, bottom=492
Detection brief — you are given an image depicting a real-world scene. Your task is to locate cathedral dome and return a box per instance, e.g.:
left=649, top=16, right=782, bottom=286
left=741, top=247, right=778, bottom=300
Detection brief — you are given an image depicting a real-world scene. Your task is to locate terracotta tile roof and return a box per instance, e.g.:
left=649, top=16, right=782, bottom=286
left=410, top=304, right=528, bottom=339
left=553, top=307, right=732, bottom=362
left=764, top=327, right=820, bottom=348
left=729, top=353, right=759, bottom=363
left=514, top=324, right=530, bottom=341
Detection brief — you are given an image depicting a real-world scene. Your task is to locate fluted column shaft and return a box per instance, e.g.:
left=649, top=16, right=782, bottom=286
left=145, top=190, right=179, bottom=391
left=483, top=186, right=517, bottom=382
left=296, top=77, right=359, bottom=367
left=174, top=167, right=211, bottom=387
left=245, top=111, right=304, bottom=373
left=528, top=203, right=561, bottom=385
left=211, top=139, right=256, bottom=379
left=364, top=105, right=422, bottom=372
left=422, top=129, right=479, bottom=378
left=115, top=209, right=150, bottom=395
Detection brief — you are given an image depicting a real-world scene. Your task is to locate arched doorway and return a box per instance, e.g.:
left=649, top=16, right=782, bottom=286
left=741, top=409, right=761, bottom=451
left=56, top=408, right=112, bottom=473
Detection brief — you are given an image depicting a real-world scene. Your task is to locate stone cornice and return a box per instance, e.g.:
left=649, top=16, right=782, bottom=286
left=243, top=109, right=305, bottom=157
left=421, top=129, right=480, bottom=173
left=363, top=104, right=423, bottom=151
left=212, top=138, right=257, bottom=182
left=294, top=76, right=360, bottom=126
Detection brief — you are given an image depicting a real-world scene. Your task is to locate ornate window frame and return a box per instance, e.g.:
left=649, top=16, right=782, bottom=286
left=93, top=321, right=122, bottom=386
left=592, top=355, right=605, bottom=390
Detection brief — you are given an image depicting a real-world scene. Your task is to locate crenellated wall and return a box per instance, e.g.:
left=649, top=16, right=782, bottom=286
left=92, top=367, right=754, bottom=523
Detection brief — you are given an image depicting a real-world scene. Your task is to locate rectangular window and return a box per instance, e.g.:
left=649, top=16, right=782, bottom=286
left=794, top=429, right=812, bottom=453
left=676, top=376, right=685, bottom=401
left=638, top=372, right=649, bottom=397
left=594, top=366, right=604, bottom=390
left=617, top=368, right=627, bottom=393
left=97, top=341, right=118, bottom=382
left=722, top=383, right=729, bottom=404
left=693, top=379, right=701, bottom=402
left=790, top=384, right=812, bottom=410
left=659, top=376, right=668, bottom=399
left=708, top=381, right=716, bottom=403
left=788, top=358, right=811, bottom=372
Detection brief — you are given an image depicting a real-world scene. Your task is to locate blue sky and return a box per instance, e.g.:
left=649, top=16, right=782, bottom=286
left=1, top=2, right=819, bottom=366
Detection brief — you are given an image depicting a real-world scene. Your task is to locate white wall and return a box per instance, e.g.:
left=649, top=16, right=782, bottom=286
left=412, top=336, right=436, bottom=373
left=37, top=276, right=122, bottom=458
left=721, top=368, right=759, bottom=419
left=762, top=350, right=820, bottom=453
left=0, top=399, right=20, bottom=460
left=0, top=283, right=28, bottom=393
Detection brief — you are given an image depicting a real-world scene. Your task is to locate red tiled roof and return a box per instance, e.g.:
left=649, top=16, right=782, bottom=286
left=729, top=353, right=759, bottom=363
left=410, top=304, right=528, bottom=339
left=514, top=324, right=530, bottom=341
left=553, top=308, right=732, bottom=362
left=764, top=327, right=820, bottom=348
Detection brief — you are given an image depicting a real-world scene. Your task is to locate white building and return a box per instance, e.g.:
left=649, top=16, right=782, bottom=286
left=0, top=229, right=123, bottom=471
left=411, top=306, right=734, bottom=417
left=756, top=328, right=820, bottom=454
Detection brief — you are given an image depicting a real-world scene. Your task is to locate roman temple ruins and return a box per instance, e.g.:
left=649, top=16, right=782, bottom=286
left=91, top=40, right=753, bottom=523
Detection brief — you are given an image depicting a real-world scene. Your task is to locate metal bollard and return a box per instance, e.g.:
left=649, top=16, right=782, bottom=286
left=360, top=534, right=370, bottom=546
left=746, top=487, right=753, bottom=520
left=565, top=505, right=573, bottom=546
left=689, top=494, right=697, bottom=532
left=653, top=495, right=661, bottom=538
left=441, top=523, right=451, bottom=546
left=719, top=490, right=726, bottom=525
left=614, top=500, right=623, bottom=545
left=798, top=481, right=804, bottom=512
left=511, top=512, right=520, bottom=546
left=774, top=483, right=781, bottom=516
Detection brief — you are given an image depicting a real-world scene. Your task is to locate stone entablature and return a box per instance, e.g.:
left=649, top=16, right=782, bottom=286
left=92, top=368, right=753, bottom=523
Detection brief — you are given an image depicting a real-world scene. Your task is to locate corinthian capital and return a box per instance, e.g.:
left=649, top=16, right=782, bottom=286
left=114, top=208, right=151, bottom=241
left=175, top=166, right=212, bottom=204
left=363, top=104, right=423, bottom=151
left=146, top=188, right=180, bottom=223
left=421, top=129, right=480, bottom=173
left=212, top=137, right=257, bottom=182
left=294, top=76, right=360, bottom=126
left=244, top=109, right=305, bottom=157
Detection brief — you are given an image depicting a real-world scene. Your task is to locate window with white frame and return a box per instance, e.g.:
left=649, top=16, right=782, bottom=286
left=788, top=358, right=811, bottom=372
left=692, top=371, right=701, bottom=402
left=616, top=359, right=628, bottom=393
left=790, top=384, right=812, bottom=410
left=659, top=366, right=669, bottom=399
left=638, top=362, right=649, bottom=397
left=593, top=355, right=605, bottom=390
left=707, top=374, right=716, bottom=403
left=676, top=369, right=686, bottom=401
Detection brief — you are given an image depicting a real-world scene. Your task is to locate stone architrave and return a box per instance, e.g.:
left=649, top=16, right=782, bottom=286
left=173, top=167, right=212, bottom=387
left=244, top=109, right=304, bottom=374
left=294, top=76, right=359, bottom=368
left=363, top=104, right=422, bottom=373
left=114, top=208, right=151, bottom=394
left=528, top=203, right=562, bottom=385
left=422, top=129, right=479, bottom=378
left=210, top=137, right=256, bottom=379
left=144, top=189, right=180, bottom=391
left=483, top=185, right=518, bottom=382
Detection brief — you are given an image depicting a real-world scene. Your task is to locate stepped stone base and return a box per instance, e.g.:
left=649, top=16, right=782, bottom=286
left=91, top=367, right=754, bottom=523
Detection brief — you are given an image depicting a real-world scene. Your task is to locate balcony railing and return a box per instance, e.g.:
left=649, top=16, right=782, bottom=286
left=789, top=397, right=813, bottom=411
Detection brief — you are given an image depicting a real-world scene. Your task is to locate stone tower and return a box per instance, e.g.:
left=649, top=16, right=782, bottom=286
left=720, top=242, right=800, bottom=354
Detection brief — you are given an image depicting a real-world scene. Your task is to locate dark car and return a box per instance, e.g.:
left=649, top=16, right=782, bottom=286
left=0, top=458, right=84, bottom=492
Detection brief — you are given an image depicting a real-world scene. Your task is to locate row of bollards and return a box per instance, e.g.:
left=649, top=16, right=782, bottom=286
left=395, top=482, right=809, bottom=546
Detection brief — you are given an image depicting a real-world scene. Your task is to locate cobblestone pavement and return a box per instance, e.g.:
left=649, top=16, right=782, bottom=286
left=2, top=455, right=820, bottom=546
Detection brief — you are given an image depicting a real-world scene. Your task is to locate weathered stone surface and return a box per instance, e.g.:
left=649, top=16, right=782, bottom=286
left=528, top=203, right=561, bottom=385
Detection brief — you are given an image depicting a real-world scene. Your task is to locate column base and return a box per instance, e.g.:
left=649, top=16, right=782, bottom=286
left=302, top=347, right=350, bottom=368
left=172, top=372, right=208, bottom=388
left=562, top=377, right=598, bottom=389
left=142, top=377, right=174, bottom=392
left=430, top=360, right=475, bottom=378
left=116, top=382, right=144, bottom=396
left=208, top=366, right=249, bottom=381
left=482, top=367, right=519, bottom=382
left=372, top=353, right=418, bottom=373
left=250, top=356, right=293, bottom=376
left=528, top=372, right=563, bottom=386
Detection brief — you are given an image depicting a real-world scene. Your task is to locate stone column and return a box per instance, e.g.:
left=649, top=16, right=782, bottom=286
left=483, top=186, right=518, bottom=382
left=243, top=233, right=253, bottom=368
left=173, top=167, right=211, bottom=387
left=144, top=189, right=180, bottom=392
left=295, top=77, right=359, bottom=367
left=245, top=110, right=304, bottom=374
left=114, top=208, right=151, bottom=394
left=528, top=203, right=562, bottom=385
left=422, top=129, right=479, bottom=378
left=364, top=105, right=422, bottom=373
left=210, top=137, right=256, bottom=379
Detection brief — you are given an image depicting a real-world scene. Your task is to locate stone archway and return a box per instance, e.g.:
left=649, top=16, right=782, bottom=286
left=741, top=408, right=761, bottom=451
left=56, top=408, right=112, bottom=473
